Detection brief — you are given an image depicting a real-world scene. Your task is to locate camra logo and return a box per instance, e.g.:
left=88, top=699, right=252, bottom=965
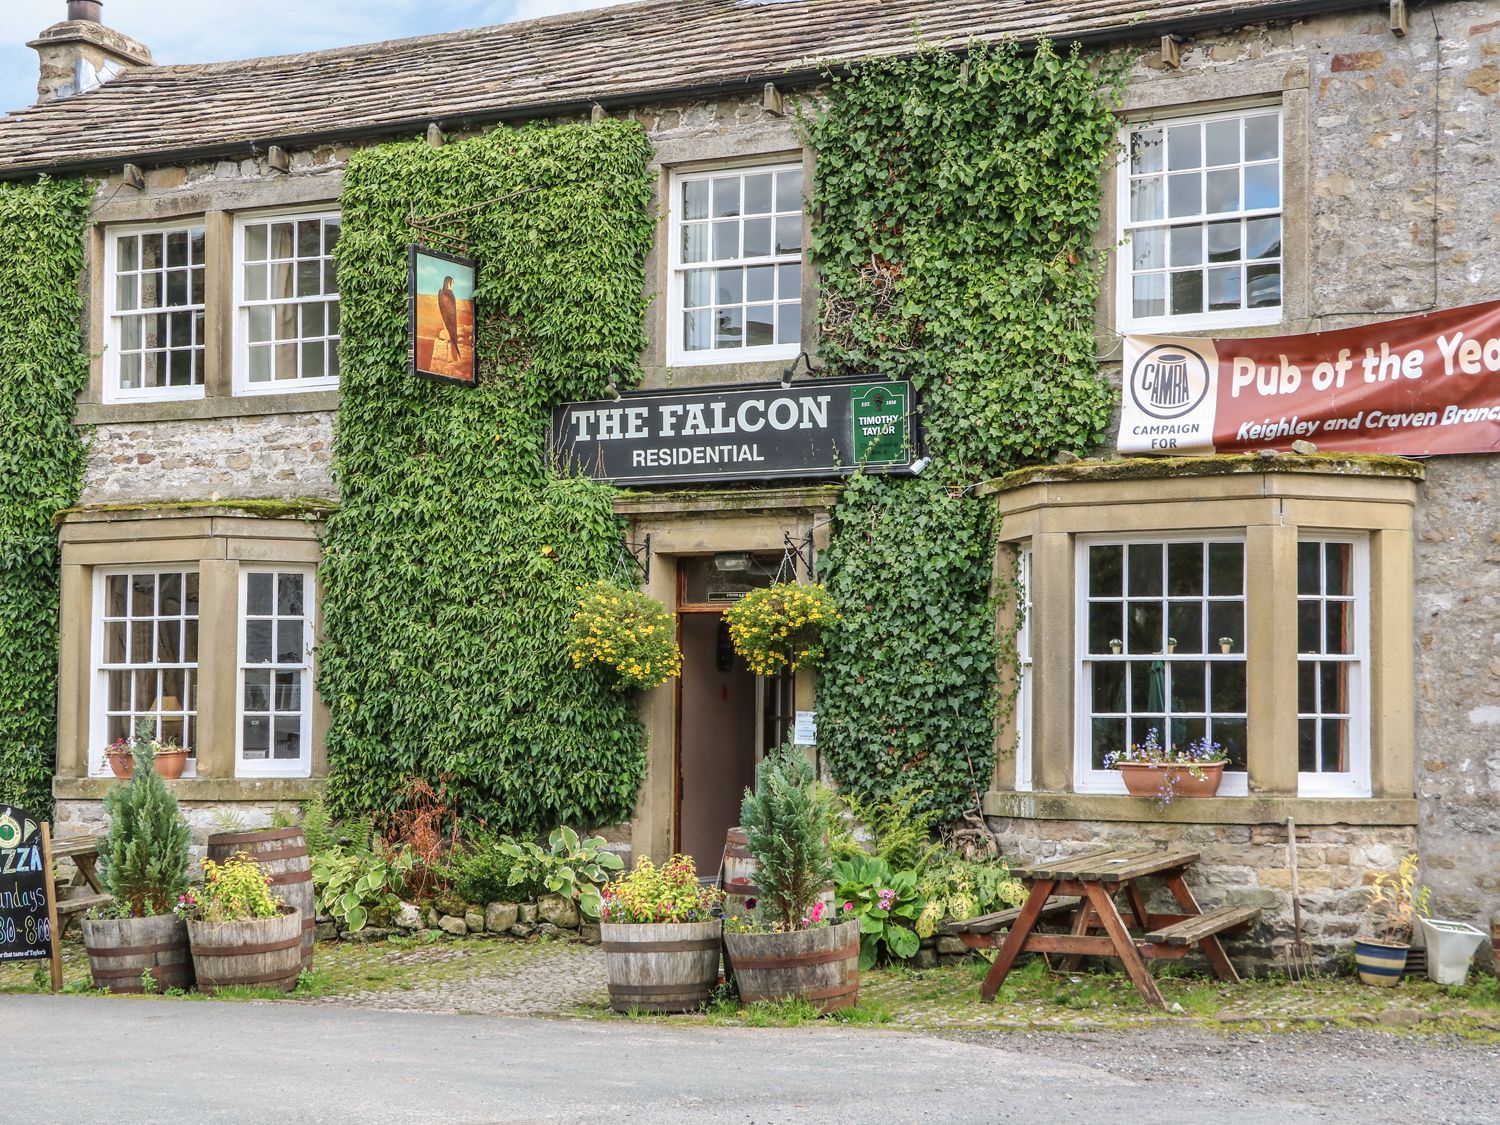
left=1129, top=344, right=1212, bottom=421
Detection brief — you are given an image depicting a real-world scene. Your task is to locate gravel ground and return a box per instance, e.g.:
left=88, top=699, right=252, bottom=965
left=951, top=1025, right=1500, bottom=1124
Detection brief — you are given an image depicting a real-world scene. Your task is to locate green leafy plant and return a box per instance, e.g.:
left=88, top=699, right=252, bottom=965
left=834, top=780, right=943, bottom=872
left=1362, top=852, right=1431, bottom=945
left=319, top=120, right=656, bottom=832
left=832, top=854, right=924, bottom=968
left=311, top=846, right=412, bottom=932
left=0, top=176, right=93, bottom=817
left=599, top=854, right=721, bottom=924
left=499, top=826, right=624, bottom=919
left=191, top=855, right=281, bottom=923
left=570, top=580, right=682, bottom=690
left=723, top=583, right=837, bottom=676
left=739, top=747, right=835, bottom=932
left=913, top=853, right=1026, bottom=938
left=97, top=727, right=192, bottom=918
left=299, top=793, right=339, bottom=857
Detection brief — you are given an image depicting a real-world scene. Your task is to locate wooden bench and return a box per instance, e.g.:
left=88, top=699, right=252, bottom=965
left=47, top=835, right=112, bottom=929
left=942, top=897, right=1081, bottom=938
left=1144, top=904, right=1260, bottom=948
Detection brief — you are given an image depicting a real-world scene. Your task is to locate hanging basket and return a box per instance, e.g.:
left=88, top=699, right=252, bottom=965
left=570, top=580, right=681, bottom=691
left=723, top=583, right=838, bottom=677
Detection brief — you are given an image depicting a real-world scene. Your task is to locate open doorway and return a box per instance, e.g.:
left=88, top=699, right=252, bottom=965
left=675, top=554, right=795, bottom=877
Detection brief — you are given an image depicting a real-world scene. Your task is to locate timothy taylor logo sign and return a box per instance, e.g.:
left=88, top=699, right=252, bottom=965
left=551, top=377, right=920, bottom=486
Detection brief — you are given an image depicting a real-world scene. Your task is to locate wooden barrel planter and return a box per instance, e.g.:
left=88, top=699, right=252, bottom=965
left=187, top=905, right=302, bottom=994
left=207, top=827, right=315, bottom=970
left=721, top=828, right=759, bottom=920
left=600, top=920, right=722, bottom=1013
left=723, top=919, right=860, bottom=1014
left=81, top=914, right=193, bottom=994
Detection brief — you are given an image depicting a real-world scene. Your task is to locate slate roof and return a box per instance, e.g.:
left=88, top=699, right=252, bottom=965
left=0, top=0, right=1370, bottom=177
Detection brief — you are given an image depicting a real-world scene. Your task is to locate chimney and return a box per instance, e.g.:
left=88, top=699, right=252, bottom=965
left=28, top=1, right=152, bottom=104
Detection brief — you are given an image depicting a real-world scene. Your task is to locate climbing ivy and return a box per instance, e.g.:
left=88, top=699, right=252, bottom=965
left=0, top=176, right=93, bottom=818
left=319, top=122, right=656, bottom=833
left=808, top=42, right=1125, bottom=817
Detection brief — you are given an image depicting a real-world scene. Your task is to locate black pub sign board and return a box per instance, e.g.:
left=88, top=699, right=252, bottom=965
left=0, top=805, right=52, bottom=963
left=551, top=376, right=920, bottom=486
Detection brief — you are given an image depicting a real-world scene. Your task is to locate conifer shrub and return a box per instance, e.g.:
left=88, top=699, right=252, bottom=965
left=97, top=725, right=192, bottom=918
left=738, top=747, right=835, bottom=932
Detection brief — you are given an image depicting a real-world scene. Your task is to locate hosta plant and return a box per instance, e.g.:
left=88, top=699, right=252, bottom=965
left=499, top=826, right=624, bottom=919
left=832, top=853, right=924, bottom=968
left=312, top=846, right=412, bottom=933
left=914, top=853, right=1026, bottom=937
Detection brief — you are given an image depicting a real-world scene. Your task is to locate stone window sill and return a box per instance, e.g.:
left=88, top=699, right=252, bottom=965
left=75, top=390, right=340, bottom=427
left=55, top=776, right=326, bottom=803
left=983, top=789, right=1417, bottom=827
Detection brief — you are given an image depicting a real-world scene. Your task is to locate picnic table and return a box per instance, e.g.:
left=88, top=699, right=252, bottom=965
left=48, top=834, right=112, bottom=930
left=950, top=846, right=1259, bottom=1009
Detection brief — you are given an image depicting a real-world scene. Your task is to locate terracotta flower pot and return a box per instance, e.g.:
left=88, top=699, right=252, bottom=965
left=152, top=749, right=190, bottom=780
left=1118, top=761, right=1226, bottom=799
left=105, top=751, right=133, bottom=780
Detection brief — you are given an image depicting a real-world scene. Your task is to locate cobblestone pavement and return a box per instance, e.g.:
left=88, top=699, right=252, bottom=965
left=300, top=939, right=610, bottom=1015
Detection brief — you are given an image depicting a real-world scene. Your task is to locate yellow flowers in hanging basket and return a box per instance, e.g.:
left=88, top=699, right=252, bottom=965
left=723, top=582, right=839, bottom=677
left=570, top=580, right=682, bottom=691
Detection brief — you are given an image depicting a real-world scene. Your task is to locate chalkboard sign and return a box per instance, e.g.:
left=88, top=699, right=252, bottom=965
left=0, top=804, right=53, bottom=963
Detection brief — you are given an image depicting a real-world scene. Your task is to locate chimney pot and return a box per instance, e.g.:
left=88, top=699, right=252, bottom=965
left=68, top=1, right=103, bottom=21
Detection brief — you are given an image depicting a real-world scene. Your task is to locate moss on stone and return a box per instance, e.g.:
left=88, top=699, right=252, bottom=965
left=55, top=497, right=339, bottom=525
left=981, top=452, right=1426, bottom=496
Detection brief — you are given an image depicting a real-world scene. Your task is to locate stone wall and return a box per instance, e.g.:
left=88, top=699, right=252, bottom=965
left=986, top=817, right=1418, bottom=971
left=80, top=411, right=335, bottom=504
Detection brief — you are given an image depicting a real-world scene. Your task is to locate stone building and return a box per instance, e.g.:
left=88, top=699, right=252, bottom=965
left=1, top=0, right=1495, bottom=965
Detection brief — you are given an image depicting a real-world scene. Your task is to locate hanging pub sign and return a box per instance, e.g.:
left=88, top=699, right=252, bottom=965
left=0, top=805, right=55, bottom=968
left=552, top=376, right=920, bottom=486
left=408, top=245, right=478, bottom=387
left=1119, top=298, right=1500, bottom=457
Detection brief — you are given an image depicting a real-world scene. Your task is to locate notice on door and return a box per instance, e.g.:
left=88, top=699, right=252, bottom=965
left=1118, top=298, right=1500, bottom=457
left=793, top=711, right=817, bottom=746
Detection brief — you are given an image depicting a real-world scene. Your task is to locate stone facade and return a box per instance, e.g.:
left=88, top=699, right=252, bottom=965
left=80, top=411, right=336, bottom=504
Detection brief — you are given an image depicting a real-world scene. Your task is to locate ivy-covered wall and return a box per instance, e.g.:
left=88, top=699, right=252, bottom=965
left=318, top=122, right=657, bottom=832
left=0, top=176, right=93, bottom=817
left=810, top=43, right=1124, bottom=817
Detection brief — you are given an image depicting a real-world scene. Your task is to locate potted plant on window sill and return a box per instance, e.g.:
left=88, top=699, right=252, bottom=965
left=598, top=854, right=723, bottom=1013
left=721, top=748, right=859, bottom=1013
left=82, top=736, right=195, bottom=993
left=1354, top=853, right=1429, bottom=987
left=1105, top=729, right=1229, bottom=805
left=102, top=722, right=189, bottom=781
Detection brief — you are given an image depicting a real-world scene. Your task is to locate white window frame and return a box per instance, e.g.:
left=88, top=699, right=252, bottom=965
left=231, top=207, right=341, bottom=396
left=1014, top=546, right=1034, bottom=792
left=88, top=566, right=200, bottom=779
left=1296, top=533, right=1371, bottom=798
left=1073, top=533, right=1250, bottom=797
left=666, top=162, right=804, bottom=367
left=235, top=565, right=316, bottom=779
left=101, top=220, right=208, bottom=404
left=1115, top=104, right=1284, bottom=335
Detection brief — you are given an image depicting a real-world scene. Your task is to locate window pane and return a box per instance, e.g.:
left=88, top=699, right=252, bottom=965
left=1170, top=271, right=1204, bottom=317
left=683, top=269, right=712, bottom=309
left=301, top=341, right=326, bottom=378
left=1297, top=541, right=1320, bottom=593
left=715, top=268, right=743, bottom=305
left=105, top=621, right=126, bottom=663
left=275, top=670, right=301, bottom=712
left=1131, top=228, right=1164, bottom=271
left=276, top=620, right=304, bottom=664
left=132, top=573, right=155, bottom=616
left=1207, top=221, right=1240, bottom=263
left=1245, top=163, right=1280, bottom=210
left=247, top=572, right=273, bottom=615
left=245, top=264, right=268, bottom=302
left=1126, top=602, right=1163, bottom=654
left=776, top=302, right=800, bottom=346
left=117, top=235, right=140, bottom=272
left=743, top=173, right=773, bottom=215
left=1089, top=545, right=1123, bottom=597
left=1092, top=717, right=1126, bottom=771
left=159, top=668, right=185, bottom=711
left=1171, top=662, right=1206, bottom=712
left=1245, top=114, right=1279, bottom=161
left=1321, top=662, right=1349, bottom=715
left=1211, top=661, right=1246, bottom=713
left=711, top=177, right=740, bottom=218
left=714, top=307, right=743, bottom=349
left=775, top=169, right=803, bottom=212
left=1130, top=128, right=1163, bottom=174
left=1324, top=544, right=1351, bottom=595
left=1167, top=123, right=1202, bottom=169
left=683, top=310, right=710, bottom=350
left=131, top=622, right=153, bottom=662
left=745, top=305, right=775, bottom=348
left=243, top=715, right=270, bottom=759
left=775, top=216, right=802, bottom=255
left=244, top=669, right=270, bottom=711
left=116, top=273, right=139, bottom=312
left=273, top=716, right=302, bottom=760
left=1247, top=264, right=1281, bottom=309
left=746, top=265, right=774, bottom=303
left=248, top=345, right=272, bottom=382
left=1168, top=602, right=1203, bottom=652
left=277, top=573, right=304, bottom=616
left=1207, top=602, right=1242, bottom=652
left=712, top=221, right=738, bottom=261
left=246, top=620, right=273, bottom=664
left=246, top=224, right=268, bottom=261
left=1129, top=661, right=1159, bottom=711
left=1167, top=172, right=1200, bottom=218
left=683, top=180, right=709, bottom=221
left=681, top=223, right=708, bottom=264
left=1298, top=717, right=1316, bottom=772
left=1205, top=168, right=1240, bottom=214
left=1089, top=600, right=1123, bottom=655
left=777, top=263, right=801, bottom=300
left=1321, top=718, right=1349, bottom=772
left=156, top=620, right=181, bottom=664
left=1298, top=602, right=1321, bottom=654
left=1130, top=177, right=1163, bottom=222
left=1168, top=224, right=1203, bottom=267
left=106, top=574, right=129, bottom=616
left=1166, top=543, right=1203, bottom=595
left=1093, top=661, right=1125, bottom=712
left=1204, top=118, right=1240, bottom=166
left=1246, top=217, right=1280, bottom=260
left=1126, top=544, right=1163, bottom=597
left=1325, top=601, right=1353, bottom=655
left=270, top=222, right=294, bottom=258
left=184, top=620, right=198, bottom=663
left=743, top=217, right=772, bottom=258
left=296, top=260, right=322, bottom=298
left=108, top=670, right=130, bottom=711
left=1207, top=267, right=1241, bottom=310
left=1206, top=543, right=1242, bottom=595
left=1132, top=272, right=1165, bottom=319
left=1214, top=717, right=1247, bottom=770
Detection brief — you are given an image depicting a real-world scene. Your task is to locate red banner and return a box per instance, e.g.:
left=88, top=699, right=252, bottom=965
left=1118, top=299, right=1500, bottom=456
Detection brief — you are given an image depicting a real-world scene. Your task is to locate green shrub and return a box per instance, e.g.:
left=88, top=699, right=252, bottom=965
left=832, top=854, right=923, bottom=968
left=834, top=781, right=943, bottom=872
left=739, top=747, right=834, bottom=931
left=97, top=727, right=192, bottom=918
left=193, top=854, right=280, bottom=922
left=498, top=826, right=624, bottom=918
left=440, top=832, right=526, bottom=904
left=914, top=852, right=1026, bottom=937
left=311, top=845, right=411, bottom=932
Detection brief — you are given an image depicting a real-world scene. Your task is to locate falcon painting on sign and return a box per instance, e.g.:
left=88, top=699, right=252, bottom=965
left=408, top=245, right=478, bottom=386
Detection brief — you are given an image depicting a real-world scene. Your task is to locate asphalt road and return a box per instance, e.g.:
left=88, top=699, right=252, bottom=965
left=2, top=996, right=1492, bottom=1123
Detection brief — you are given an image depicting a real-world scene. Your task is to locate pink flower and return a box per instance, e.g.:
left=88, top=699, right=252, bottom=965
left=843, top=901, right=853, bottom=912
left=810, top=901, right=825, bottom=923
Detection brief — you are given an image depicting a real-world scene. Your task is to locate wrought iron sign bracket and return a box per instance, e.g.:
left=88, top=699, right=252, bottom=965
left=783, top=529, right=816, bottom=582
left=621, top=533, right=653, bottom=584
